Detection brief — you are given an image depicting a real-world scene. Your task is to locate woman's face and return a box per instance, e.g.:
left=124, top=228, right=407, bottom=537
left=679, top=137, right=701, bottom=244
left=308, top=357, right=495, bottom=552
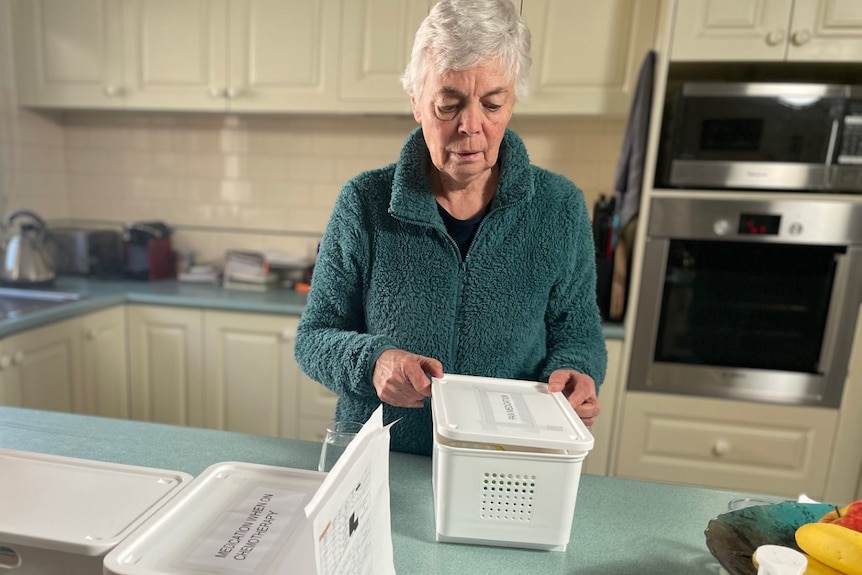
left=411, top=59, right=515, bottom=189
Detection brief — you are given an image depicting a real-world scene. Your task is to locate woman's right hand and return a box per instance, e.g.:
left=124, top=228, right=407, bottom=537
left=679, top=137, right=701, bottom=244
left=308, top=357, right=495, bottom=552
left=372, top=349, right=444, bottom=408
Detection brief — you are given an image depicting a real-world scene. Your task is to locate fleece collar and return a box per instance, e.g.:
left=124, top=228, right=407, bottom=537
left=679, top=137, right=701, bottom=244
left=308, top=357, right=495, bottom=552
left=389, top=127, right=534, bottom=226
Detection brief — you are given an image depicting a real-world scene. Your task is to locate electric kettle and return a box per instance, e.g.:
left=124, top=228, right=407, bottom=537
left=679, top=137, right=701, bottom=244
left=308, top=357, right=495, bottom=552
left=0, top=209, right=57, bottom=286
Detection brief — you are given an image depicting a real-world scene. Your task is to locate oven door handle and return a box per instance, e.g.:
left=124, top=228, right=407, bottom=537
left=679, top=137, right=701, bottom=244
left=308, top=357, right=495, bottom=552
left=817, top=251, right=851, bottom=375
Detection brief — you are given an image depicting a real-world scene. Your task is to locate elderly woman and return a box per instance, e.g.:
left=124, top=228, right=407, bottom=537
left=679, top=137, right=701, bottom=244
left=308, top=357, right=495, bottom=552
left=295, top=0, right=606, bottom=455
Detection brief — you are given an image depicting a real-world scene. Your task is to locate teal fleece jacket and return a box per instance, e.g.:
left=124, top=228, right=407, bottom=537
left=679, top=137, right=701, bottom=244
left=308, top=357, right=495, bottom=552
left=294, top=128, right=607, bottom=455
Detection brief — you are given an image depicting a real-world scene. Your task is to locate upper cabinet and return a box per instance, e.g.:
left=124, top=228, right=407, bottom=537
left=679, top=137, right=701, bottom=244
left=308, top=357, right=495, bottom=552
left=671, top=0, right=862, bottom=62
left=12, top=0, right=340, bottom=111
left=517, top=0, right=660, bottom=116
left=12, top=0, right=126, bottom=109
left=336, top=0, right=429, bottom=114
left=226, top=0, right=340, bottom=112
left=11, top=0, right=659, bottom=115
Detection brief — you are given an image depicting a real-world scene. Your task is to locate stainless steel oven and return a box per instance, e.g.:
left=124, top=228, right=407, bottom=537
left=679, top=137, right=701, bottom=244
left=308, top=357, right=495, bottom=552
left=628, top=196, right=862, bottom=407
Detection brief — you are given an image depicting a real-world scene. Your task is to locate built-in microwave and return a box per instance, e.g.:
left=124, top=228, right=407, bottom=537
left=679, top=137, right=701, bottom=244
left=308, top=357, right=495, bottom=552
left=656, top=82, right=862, bottom=192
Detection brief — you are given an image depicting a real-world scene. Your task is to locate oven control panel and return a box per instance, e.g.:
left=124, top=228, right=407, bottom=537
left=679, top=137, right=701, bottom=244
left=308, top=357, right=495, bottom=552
left=651, top=197, right=862, bottom=245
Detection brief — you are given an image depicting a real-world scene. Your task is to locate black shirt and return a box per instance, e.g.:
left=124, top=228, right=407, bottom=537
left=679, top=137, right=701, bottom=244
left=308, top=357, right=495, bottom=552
left=437, top=203, right=488, bottom=260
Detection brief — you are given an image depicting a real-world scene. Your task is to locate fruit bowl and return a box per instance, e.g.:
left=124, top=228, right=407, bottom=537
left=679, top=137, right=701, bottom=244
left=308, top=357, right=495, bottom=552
left=704, top=501, right=834, bottom=575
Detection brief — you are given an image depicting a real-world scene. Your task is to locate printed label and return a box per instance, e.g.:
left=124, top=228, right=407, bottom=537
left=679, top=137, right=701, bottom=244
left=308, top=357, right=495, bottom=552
left=180, top=486, right=307, bottom=574
left=487, top=392, right=525, bottom=425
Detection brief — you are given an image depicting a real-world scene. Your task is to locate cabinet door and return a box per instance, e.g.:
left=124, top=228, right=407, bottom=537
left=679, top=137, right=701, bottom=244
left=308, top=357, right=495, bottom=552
left=517, top=0, right=660, bottom=115
left=0, top=341, right=11, bottom=405
left=203, top=311, right=299, bottom=437
left=226, top=0, right=340, bottom=112
left=582, top=339, right=621, bottom=476
left=121, top=0, right=229, bottom=110
left=615, top=392, right=838, bottom=499
left=337, top=0, right=428, bottom=113
left=3, top=319, right=84, bottom=413
left=81, top=306, right=129, bottom=419
left=11, top=0, right=125, bottom=108
left=787, top=0, right=862, bottom=61
left=296, top=372, right=338, bottom=442
left=670, top=0, right=794, bottom=61
left=128, top=305, right=205, bottom=426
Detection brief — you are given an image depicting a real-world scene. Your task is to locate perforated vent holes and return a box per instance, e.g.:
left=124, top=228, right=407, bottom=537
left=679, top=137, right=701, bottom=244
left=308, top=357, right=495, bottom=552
left=480, top=472, right=536, bottom=521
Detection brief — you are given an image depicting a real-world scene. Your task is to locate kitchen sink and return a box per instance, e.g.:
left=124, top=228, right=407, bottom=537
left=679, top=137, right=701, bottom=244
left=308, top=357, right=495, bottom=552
left=0, top=287, right=87, bottom=321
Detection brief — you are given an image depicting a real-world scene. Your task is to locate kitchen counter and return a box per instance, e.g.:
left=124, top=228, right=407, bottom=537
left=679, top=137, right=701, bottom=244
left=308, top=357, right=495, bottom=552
left=0, top=277, right=627, bottom=340
left=0, top=405, right=763, bottom=574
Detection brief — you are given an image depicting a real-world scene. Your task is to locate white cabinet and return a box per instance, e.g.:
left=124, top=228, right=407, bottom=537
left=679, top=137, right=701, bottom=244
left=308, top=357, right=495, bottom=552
left=11, top=0, right=125, bottom=108
left=125, top=305, right=336, bottom=438
left=80, top=306, right=129, bottom=418
left=12, top=0, right=227, bottom=110
left=582, top=338, right=622, bottom=476
left=203, top=311, right=336, bottom=438
left=671, top=0, right=862, bottom=62
left=615, top=392, right=838, bottom=499
left=0, top=318, right=84, bottom=413
left=0, top=308, right=127, bottom=417
left=12, top=0, right=340, bottom=112
left=120, top=0, right=228, bottom=111
left=12, top=0, right=659, bottom=115
left=226, top=0, right=340, bottom=112
left=127, top=305, right=205, bottom=426
left=203, top=311, right=298, bottom=436
left=296, top=371, right=338, bottom=442
left=335, top=0, right=428, bottom=113
left=517, top=0, right=660, bottom=116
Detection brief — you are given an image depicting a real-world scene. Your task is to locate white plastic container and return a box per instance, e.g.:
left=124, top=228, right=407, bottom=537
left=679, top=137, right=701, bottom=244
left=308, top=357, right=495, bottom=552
left=104, top=406, right=396, bottom=575
left=431, top=374, right=594, bottom=551
left=0, top=448, right=192, bottom=575
left=103, top=462, right=327, bottom=575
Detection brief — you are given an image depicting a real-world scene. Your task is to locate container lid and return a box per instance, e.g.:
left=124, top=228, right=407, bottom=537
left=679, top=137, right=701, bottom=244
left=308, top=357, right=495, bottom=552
left=0, top=448, right=191, bottom=557
left=104, top=462, right=325, bottom=575
left=431, top=374, right=595, bottom=453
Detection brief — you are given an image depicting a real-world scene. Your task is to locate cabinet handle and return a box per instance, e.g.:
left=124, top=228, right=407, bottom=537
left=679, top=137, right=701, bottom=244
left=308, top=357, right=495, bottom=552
left=85, top=329, right=96, bottom=340
left=209, top=87, right=227, bottom=99
left=280, top=329, right=295, bottom=342
left=765, top=29, right=785, bottom=46
left=0, top=356, right=10, bottom=370
left=791, top=29, right=811, bottom=46
left=712, top=440, right=731, bottom=457
left=225, top=87, right=243, bottom=100
left=12, top=351, right=24, bottom=365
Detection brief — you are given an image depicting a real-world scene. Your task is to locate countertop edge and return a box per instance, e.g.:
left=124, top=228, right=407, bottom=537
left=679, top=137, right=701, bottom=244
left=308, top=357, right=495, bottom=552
left=0, top=278, right=625, bottom=340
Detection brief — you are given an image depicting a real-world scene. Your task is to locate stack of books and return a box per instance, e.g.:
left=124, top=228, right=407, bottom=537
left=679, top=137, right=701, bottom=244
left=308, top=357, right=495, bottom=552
left=222, top=250, right=313, bottom=291
left=223, top=250, right=279, bottom=291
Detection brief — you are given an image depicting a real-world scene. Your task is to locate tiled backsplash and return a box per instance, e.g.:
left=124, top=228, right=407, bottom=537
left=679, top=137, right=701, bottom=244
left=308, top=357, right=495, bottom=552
left=0, top=5, right=624, bottom=264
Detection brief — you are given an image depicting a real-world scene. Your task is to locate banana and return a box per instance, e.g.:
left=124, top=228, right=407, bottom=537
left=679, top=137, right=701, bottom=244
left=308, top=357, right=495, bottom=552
left=796, top=522, right=862, bottom=575
left=803, top=553, right=848, bottom=575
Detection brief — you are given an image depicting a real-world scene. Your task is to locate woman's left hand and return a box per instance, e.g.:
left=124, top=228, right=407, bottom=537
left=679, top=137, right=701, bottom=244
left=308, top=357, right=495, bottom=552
left=547, top=369, right=600, bottom=426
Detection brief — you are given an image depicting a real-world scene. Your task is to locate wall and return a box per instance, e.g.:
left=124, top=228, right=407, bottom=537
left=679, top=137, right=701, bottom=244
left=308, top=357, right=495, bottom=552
left=0, top=1, right=625, bottom=264
left=60, top=113, right=624, bottom=263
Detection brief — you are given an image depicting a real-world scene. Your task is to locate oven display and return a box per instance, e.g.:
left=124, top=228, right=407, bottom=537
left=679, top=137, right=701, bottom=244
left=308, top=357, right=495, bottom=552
left=738, top=213, right=781, bottom=235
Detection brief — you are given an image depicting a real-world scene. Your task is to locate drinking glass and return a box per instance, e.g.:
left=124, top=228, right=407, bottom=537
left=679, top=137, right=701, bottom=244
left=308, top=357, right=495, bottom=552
left=318, top=420, right=363, bottom=472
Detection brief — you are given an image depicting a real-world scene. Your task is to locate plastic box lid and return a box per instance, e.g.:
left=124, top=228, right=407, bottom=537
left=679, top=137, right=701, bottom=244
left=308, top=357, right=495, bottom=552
left=0, top=448, right=192, bottom=557
left=431, top=374, right=595, bottom=453
left=103, top=461, right=326, bottom=575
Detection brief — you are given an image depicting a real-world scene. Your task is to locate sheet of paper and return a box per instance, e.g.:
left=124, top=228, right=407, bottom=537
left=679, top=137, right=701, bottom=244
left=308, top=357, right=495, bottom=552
left=304, top=406, right=396, bottom=575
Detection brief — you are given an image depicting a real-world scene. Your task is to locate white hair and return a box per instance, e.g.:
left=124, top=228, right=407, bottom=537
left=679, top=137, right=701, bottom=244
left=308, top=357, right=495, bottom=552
left=401, top=0, right=532, bottom=102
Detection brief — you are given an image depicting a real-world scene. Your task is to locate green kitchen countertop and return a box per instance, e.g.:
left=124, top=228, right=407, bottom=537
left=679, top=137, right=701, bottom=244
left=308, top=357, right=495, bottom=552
left=0, top=276, right=626, bottom=340
left=0, top=406, right=762, bottom=574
